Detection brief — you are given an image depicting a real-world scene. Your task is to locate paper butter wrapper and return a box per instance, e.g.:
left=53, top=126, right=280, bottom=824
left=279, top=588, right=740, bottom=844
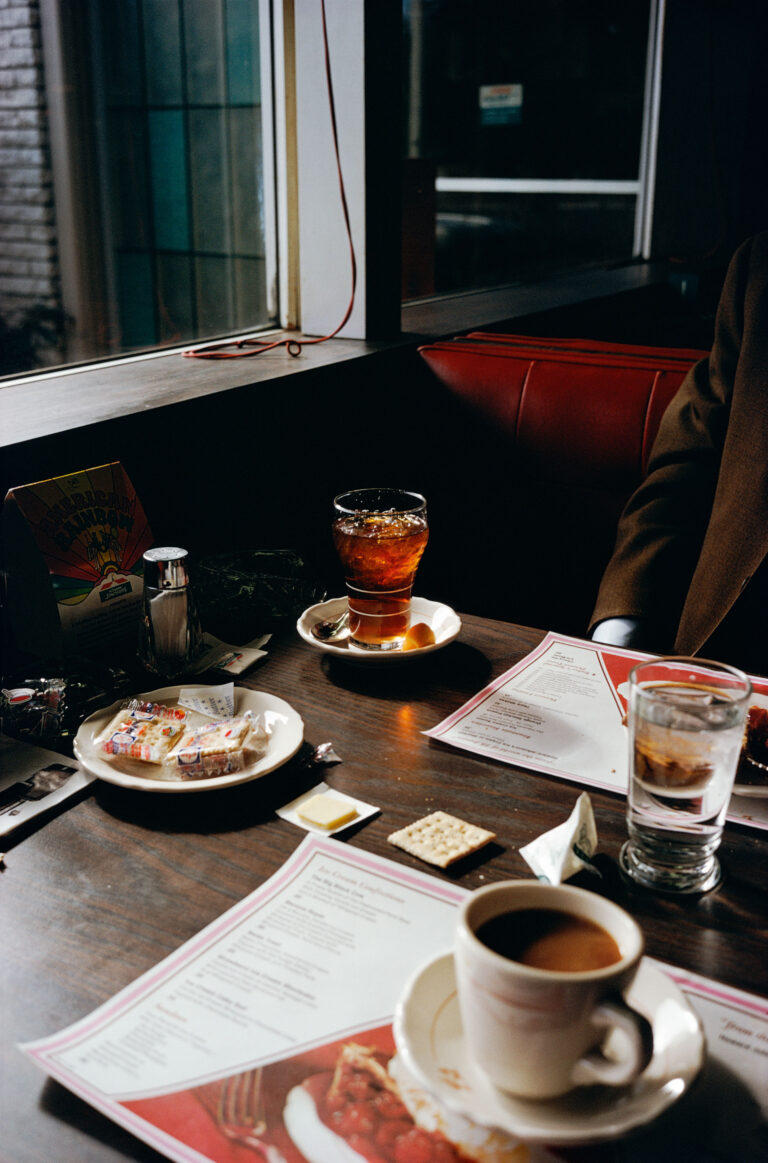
left=519, top=791, right=598, bottom=883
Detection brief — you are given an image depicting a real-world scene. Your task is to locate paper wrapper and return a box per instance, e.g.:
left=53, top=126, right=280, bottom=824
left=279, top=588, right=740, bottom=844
left=519, top=792, right=598, bottom=883
left=94, top=700, right=188, bottom=763
left=166, top=711, right=270, bottom=780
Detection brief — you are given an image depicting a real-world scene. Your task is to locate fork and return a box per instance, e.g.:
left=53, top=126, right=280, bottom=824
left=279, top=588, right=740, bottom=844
left=216, top=1068, right=286, bottom=1161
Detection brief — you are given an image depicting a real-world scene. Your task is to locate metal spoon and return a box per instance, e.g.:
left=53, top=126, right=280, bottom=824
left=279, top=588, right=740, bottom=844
left=311, top=609, right=349, bottom=642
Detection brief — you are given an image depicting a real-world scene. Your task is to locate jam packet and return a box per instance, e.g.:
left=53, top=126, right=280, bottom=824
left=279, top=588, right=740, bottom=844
left=95, top=699, right=188, bottom=764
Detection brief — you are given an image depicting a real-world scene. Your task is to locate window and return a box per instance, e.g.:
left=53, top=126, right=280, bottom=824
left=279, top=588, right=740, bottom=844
left=402, top=0, right=658, bottom=299
left=0, top=0, right=664, bottom=383
left=0, top=0, right=274, bottom=375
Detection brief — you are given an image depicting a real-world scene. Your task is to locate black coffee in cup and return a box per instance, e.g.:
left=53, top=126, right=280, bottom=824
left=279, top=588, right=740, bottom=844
left=456, top=882, right=651, bottom=1097
left=476, top=907, right=622, bottom=972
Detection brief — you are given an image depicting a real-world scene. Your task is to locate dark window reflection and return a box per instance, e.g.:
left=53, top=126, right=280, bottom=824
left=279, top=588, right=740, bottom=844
left=403, top=0, right=652, bottom=297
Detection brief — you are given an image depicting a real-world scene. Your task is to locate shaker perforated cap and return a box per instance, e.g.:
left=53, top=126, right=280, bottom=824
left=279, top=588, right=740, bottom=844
left=143, top=547, right=189, bottom=589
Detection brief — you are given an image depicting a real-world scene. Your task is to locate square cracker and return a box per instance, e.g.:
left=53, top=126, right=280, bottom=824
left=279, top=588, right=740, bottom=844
left=387, top=810, right=496, bottom=868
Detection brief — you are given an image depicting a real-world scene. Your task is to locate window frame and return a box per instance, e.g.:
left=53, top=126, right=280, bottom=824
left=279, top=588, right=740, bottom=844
left=2, top=0, right=668, bottom=453
left=39, top=0, right=113, bottom=363
left=39, top=0, right=281, bottom=364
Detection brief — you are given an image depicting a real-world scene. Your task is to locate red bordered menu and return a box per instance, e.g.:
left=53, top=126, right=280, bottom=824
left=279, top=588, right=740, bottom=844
left=425, top=632, right=768, bottom=833
left=20, top=836, right=474, bottom=1163
left=19, top=835, right=768, bottom=1162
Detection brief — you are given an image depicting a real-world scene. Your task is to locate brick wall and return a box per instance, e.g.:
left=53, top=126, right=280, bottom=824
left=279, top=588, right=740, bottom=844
left=0, top=0, right=61, bottom=364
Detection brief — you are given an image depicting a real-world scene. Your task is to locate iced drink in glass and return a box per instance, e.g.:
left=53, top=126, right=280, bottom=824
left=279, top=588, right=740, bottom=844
left=332, top=488, right=428, bottom=650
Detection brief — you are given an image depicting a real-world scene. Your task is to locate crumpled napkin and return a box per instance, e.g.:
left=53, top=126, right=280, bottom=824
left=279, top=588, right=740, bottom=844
left=519, top=792, right=599, bottom=883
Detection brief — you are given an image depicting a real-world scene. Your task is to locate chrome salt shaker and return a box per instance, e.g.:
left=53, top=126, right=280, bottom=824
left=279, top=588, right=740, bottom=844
left=138, top=547, right=202, bottom=678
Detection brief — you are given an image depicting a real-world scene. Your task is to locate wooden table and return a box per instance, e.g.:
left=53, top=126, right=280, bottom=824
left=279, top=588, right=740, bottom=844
left=2, top=616, right=767, bottom=1162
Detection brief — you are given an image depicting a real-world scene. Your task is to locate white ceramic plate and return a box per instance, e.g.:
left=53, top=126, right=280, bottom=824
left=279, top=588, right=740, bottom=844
left=296, top=596, right=461, bottom=663
left=393, top=952, right=705, bottom=1147
left=73, top=685, right=304, bottom=793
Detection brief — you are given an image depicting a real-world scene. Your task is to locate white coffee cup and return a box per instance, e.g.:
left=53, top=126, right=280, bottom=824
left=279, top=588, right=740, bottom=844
left=454, top=880, right=653, bottom=1099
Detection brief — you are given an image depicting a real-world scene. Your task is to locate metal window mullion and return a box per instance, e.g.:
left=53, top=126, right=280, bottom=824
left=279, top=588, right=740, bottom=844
left=435, top=179, right=640, bottom=195
left=220, top=0, right=236, bottom=328
left=634, top=0, right=665, bottom=258
left=260, top=0, right=281, bottom=326
left=267, top=0, right=298, bottom=329
left=178, top=0, right=197, bottom=338
left=84, top=0, right=120, bottom=353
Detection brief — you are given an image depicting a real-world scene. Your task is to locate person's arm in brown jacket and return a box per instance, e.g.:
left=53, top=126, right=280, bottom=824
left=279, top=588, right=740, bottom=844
left=589, top=235, right=751, bottom=651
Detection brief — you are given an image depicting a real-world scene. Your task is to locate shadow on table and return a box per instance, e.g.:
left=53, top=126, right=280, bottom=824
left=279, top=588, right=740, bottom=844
left=569, top=849, right=768, bottom=944
left=91, top=741, right=326, bottom=836
left=593, top=1053, right=767, bottom=1162
left=40, top=1078, right=164, bottom=1162
left=319, top=640, right=494, bottom=699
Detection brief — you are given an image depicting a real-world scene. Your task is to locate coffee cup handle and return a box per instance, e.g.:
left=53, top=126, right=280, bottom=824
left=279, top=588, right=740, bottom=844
left=571, top=996, right=654, bottom=1088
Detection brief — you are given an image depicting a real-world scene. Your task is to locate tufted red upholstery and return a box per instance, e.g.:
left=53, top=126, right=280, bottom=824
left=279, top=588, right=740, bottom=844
left=419, top=333, right=707, bottom=484
left=417, top=332, right=708, bottom=634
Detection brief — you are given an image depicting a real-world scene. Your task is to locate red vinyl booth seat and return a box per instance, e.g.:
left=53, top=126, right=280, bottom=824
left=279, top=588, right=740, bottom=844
left=419, top=332, right=708, bottom=486
left=417, top=332, right=708, bottom=634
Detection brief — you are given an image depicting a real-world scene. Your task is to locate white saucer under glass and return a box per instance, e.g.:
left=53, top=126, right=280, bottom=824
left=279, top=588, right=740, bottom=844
left=296, top=596, right=461, bottom=663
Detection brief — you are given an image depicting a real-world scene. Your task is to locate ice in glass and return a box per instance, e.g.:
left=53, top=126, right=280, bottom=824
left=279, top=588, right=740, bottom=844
left=332, top=488, right=428, bottom=650
left=622, top=658, right=751, bottom=893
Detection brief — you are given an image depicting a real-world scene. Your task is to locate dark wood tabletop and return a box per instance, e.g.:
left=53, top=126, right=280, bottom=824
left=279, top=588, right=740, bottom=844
left=2, top=615, right=767, bottom=1163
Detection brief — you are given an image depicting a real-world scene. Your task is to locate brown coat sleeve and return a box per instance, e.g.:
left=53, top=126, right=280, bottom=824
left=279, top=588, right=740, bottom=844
left=588, top=234, right=753, bottom=643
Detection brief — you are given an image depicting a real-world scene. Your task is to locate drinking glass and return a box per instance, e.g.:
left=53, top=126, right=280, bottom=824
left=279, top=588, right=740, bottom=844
left=332, top=488, right=428, bottom=650
left=621, top=657, right=751, bottom=894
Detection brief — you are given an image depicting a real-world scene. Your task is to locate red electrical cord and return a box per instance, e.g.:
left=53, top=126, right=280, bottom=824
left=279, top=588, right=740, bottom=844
left=183, top=0, right=357, bottom=360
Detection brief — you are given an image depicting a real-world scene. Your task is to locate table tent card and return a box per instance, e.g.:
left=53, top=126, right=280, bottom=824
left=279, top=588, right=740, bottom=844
left=2, top=461, right=154, bottom=661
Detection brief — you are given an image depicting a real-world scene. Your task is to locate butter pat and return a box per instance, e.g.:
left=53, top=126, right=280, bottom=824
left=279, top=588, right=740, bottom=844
left=277, top=781, right=379, bottom=835
left=297, top=793, right=359, bottom=830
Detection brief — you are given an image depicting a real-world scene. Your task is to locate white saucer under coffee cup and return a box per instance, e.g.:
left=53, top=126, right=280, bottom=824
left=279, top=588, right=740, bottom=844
left=454, top=881, right=653, bottom=1100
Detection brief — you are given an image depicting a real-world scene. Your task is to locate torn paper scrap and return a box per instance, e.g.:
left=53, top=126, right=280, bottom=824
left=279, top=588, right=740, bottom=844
left=519, top=792, right=598, bottom=883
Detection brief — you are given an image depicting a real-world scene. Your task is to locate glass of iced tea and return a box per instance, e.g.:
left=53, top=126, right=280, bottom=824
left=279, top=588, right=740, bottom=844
left=332, top=488, right=429, bottom=650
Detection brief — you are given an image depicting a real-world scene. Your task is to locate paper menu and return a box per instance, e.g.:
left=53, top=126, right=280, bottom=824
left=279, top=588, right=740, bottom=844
left=628, top=963, right=768, bottom=1161
left=20, top=836, right=467, bottom=1161
left=425, top=632, right=768, bottom=833
left=17, top=836, right=768, bottom=1163
left=23, top=837, right=462, bottom=1100
left=668, top=966, right=768, bottom=1118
